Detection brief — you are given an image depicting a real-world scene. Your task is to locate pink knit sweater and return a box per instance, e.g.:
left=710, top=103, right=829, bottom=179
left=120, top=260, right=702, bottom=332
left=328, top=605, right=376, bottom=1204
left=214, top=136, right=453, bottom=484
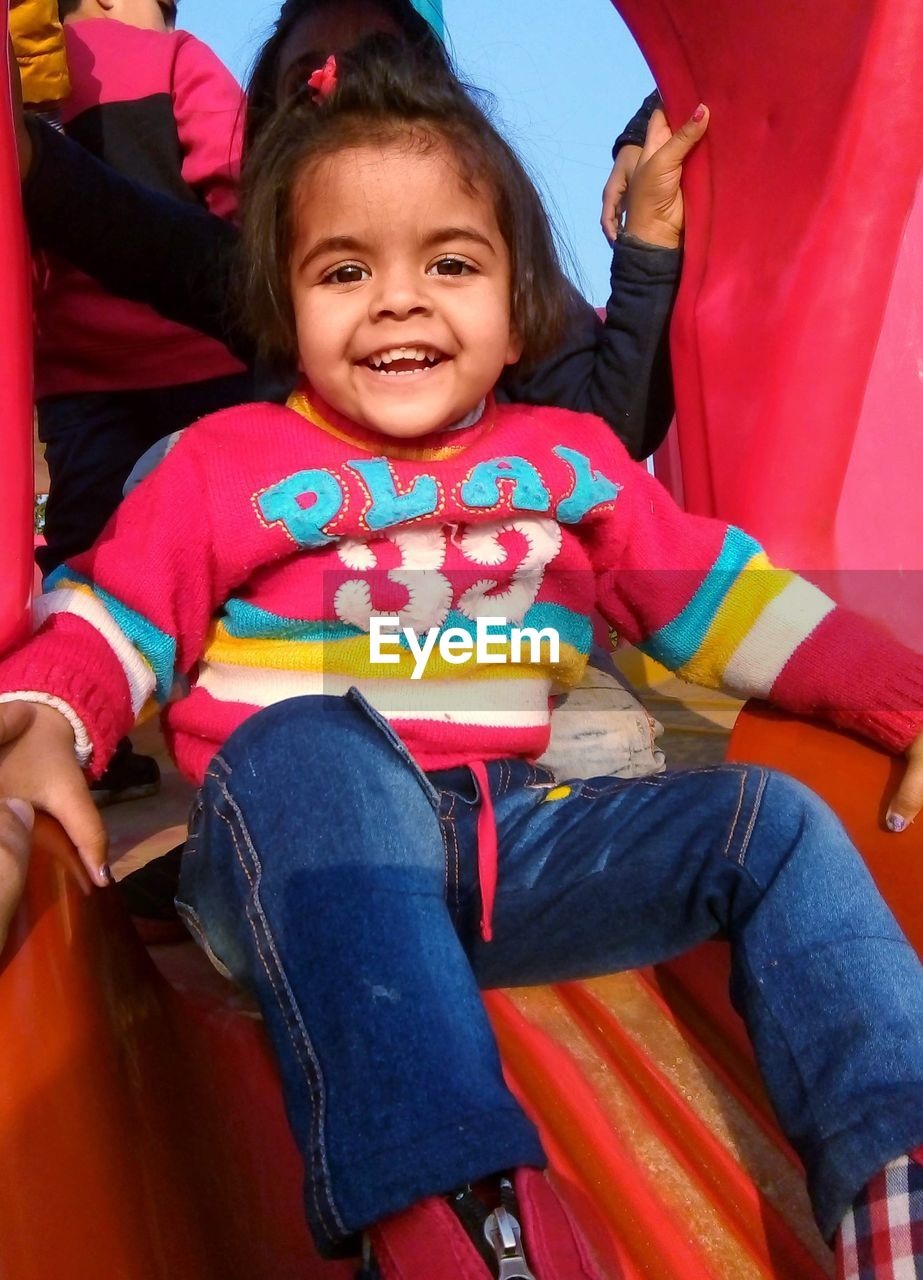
left=2, top=391, right=921, bottom=782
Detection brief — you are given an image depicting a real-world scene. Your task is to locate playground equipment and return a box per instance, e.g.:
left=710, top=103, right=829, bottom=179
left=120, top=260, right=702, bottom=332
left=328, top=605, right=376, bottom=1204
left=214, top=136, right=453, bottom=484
left=1, top=0, right=922, bottom=1275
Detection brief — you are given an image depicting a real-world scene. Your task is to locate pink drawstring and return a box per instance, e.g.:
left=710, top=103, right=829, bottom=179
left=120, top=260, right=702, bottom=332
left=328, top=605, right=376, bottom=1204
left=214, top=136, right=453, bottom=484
left=469, top=760, right=498, bottom=942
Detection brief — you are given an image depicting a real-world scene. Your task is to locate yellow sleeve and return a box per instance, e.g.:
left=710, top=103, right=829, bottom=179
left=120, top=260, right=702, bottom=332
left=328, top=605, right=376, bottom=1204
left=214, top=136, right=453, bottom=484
left=9, top=0, right=70, bottom=108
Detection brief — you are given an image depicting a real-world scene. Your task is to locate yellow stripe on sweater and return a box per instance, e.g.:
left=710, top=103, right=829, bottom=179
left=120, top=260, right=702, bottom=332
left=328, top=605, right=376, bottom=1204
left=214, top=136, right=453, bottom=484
left=676, top=554, right=794, bottom=686
left=203, top=622, right=587, bottom=686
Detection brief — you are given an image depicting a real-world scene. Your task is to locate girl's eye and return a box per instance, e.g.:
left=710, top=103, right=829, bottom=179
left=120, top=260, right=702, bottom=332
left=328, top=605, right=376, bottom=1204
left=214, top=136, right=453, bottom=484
left=323, top=264, right=370, bottom=285
left=429, top=257, right=474, bottom=277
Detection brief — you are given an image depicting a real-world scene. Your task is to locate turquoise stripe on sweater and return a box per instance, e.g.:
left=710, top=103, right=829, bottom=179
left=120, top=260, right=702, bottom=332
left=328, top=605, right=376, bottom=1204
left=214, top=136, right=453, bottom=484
left=45, top=565, right=177, bottom=703
left=223, top=598, right=362, bottom=642
left=638, top=526, right=761, bottom=671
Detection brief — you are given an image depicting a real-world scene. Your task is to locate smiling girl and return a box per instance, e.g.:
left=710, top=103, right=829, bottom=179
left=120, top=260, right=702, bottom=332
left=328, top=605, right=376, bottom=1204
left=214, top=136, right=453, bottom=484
left=1, top=39, right=923, bottom=1280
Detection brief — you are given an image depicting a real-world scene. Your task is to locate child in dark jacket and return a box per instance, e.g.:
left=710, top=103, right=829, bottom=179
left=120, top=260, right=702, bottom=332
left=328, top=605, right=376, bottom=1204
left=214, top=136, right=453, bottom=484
left=33, top=0, right=256, bottom=578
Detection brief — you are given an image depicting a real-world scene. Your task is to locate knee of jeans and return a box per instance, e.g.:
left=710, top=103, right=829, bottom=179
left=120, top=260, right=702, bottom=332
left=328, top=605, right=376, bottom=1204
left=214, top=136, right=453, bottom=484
left=745, top=768, right=851, bottom=881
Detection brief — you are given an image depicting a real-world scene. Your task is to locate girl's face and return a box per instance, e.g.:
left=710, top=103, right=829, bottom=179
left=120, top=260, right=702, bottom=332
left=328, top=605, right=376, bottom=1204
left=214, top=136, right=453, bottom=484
left=289, top=137, right=522, bottom=438
left=275, top=3, right=403, bottom=104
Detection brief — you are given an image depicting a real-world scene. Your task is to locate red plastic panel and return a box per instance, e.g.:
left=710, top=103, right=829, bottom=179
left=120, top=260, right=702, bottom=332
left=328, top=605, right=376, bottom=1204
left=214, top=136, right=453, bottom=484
left=614, top=0, right=923, bottom=585
left=0, top=819, right=351, bottom=1280
left=0, top=16, right=36, bottom=653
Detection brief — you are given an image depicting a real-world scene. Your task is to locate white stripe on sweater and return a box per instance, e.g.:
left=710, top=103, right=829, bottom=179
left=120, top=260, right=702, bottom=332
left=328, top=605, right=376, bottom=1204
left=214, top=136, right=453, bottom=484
left=721, top=577, right=835, bottom=697
left=35, top=588, right=156, bottom=716
left=196, top=662, right=552, bottom=726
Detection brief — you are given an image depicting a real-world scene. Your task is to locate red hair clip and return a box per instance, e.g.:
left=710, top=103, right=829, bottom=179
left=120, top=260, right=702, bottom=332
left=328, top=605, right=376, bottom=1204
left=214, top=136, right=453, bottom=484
left=307, top=56, right=337, bottom=102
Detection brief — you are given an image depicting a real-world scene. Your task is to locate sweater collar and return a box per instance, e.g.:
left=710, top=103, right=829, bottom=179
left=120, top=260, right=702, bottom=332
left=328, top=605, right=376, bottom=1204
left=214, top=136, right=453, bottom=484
left=286, top=384, right=495, bottom=461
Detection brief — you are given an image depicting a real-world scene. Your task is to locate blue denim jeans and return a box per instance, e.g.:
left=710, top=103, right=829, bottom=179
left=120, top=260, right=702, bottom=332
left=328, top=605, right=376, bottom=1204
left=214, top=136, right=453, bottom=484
left=176, top=693, right=923, bottom=1254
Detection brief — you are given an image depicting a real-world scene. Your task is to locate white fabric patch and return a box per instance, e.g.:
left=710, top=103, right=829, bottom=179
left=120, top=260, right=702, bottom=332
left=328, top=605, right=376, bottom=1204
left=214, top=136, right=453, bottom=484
left=537, top=662, right=664, bottom=780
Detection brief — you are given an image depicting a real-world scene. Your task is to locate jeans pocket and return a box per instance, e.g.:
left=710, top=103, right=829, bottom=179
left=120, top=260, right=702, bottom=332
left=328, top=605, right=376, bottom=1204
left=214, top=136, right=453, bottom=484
left=345, top=687, right=441, bottom=810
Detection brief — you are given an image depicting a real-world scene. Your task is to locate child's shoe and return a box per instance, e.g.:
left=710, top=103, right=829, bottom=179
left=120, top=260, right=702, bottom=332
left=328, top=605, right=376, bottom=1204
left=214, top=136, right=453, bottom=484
left=90, top=737, right=160, bottom=808
left=365, top=1167, right=603, bottom=1279
left=366, top=1195, right=492, bottom=1279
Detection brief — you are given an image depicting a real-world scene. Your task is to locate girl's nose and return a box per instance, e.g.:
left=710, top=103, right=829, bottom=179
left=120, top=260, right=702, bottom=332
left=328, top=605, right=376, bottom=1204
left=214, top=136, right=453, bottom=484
left=369, top=268, right=432, bottom=320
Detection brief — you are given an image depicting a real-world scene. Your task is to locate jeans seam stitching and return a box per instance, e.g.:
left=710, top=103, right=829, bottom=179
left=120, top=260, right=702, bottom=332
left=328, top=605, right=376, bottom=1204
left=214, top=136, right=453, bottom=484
left=450, top=794, right=460, bottom=917
left=443, top=792, right=461, bottom=920
left=722, top=769, right=748, bottom=861
left=442, top=812, right=449, bottom=904
left=439, top=795, right=453, bottom=906
left=737, top=768, right=768, bottom=866
left=215, top=776, right=346, bottom=1241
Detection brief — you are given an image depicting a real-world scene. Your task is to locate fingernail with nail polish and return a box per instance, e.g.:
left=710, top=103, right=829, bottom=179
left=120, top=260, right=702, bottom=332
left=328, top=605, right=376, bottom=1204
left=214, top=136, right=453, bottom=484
left=693, top=104, right=706, bottom=122
left=99, top=864, right=112, bottom=883
left=887, top=813, right=907, bottom=833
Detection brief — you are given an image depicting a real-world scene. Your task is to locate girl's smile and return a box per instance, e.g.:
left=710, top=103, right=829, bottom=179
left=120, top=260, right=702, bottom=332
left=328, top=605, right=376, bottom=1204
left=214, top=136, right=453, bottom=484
left=288, top=137, right=522, bottom=439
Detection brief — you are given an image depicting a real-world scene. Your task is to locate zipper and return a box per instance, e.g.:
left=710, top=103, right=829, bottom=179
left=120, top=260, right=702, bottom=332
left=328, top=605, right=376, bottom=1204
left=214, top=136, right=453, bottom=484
left=483, top=1178, right=537, bottom=1280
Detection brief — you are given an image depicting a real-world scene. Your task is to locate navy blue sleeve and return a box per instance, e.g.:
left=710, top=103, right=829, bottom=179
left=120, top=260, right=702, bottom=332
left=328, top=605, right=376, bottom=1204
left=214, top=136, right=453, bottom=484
left=23, top=118, right=255, bottom=365
left=612, top=90, right=661, bottom=157
left=497, top=239, right=679, bottom=459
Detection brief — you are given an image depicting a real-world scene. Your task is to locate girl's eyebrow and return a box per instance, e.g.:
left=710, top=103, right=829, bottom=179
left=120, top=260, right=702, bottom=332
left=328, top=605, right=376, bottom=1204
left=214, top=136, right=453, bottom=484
left=422, top=226, right=497, bottom=253
left=297, top=236, right=366, bottom=272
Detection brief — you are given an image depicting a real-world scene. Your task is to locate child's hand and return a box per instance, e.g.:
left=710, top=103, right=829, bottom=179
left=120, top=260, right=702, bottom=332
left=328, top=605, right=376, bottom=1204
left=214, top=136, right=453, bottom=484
left=886, top=733, right=923, bottom=833
left=600, top=144, right=643, bottom=245
left=623, top=104, right=709, bottom=250
left=0, top=702, right=110, bottom=885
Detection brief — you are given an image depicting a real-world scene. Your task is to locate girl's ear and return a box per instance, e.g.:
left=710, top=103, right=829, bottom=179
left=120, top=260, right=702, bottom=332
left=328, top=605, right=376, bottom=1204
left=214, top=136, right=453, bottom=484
left=504, top=327, right=524, bottom=366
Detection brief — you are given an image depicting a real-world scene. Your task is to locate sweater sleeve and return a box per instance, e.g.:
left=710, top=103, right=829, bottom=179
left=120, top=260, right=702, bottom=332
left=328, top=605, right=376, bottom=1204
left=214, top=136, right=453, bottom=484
left=583, top=439, right=923, bottom=752
left=0, top=430, right=229, bottom=775
left=171, top=33, right=245, bottom=220
left=498, top=239, right=679, bottom=459
left=23, top=119, right=254, bottom=363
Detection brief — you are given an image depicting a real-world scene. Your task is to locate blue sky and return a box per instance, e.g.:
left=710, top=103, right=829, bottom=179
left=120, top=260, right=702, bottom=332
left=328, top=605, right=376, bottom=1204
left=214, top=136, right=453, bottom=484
left=177, top=0, right=653, bottom=305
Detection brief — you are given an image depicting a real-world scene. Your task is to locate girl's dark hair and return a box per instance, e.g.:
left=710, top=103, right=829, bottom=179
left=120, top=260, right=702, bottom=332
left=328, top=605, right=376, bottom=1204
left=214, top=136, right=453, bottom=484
left=244, top=0, right=445, bottom=157
left=240, top=36, right=574, bottom=377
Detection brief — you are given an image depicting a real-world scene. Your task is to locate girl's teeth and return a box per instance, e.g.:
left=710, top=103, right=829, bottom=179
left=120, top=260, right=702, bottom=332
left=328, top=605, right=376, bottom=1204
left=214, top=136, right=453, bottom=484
left=367, top=346, right=442, bottom=373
